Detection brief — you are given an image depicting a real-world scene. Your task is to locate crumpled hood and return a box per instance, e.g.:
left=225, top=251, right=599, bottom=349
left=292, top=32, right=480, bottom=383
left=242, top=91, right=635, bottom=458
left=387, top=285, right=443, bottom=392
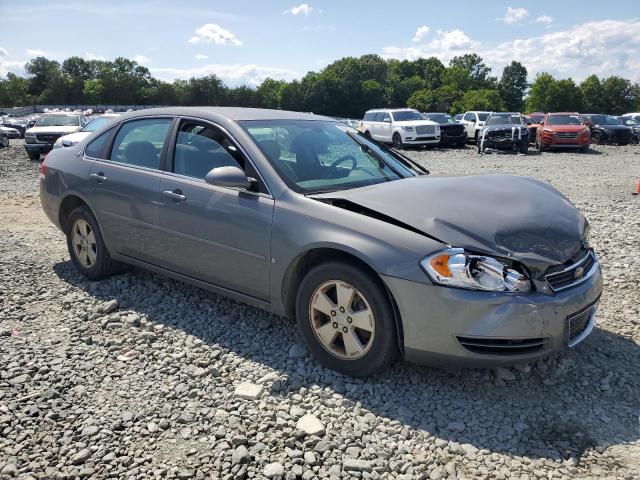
left=313, top=175, right=586, bottom=272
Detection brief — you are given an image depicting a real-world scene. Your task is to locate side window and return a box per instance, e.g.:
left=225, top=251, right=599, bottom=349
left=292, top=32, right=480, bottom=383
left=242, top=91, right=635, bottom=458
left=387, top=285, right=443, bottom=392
left=382, top=113, right=391, bottom=123
left=85, top=129, right=113, bottom=159
left=373, top=112, right=383, bottom=122
left=110, top=118, right=171, bottom=169
left=173, top=121, right=243, bottom=180
left=363, top=112, right=373, bottom=121
left=462, top=113, right=472, bottom=122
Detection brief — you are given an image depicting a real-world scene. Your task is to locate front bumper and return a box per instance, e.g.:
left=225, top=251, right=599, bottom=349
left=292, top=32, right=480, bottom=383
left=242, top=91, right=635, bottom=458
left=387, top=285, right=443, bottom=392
left=24, top=143, right=54, bottom=154
left=382, top=262, right=603, bottom=367
left=540, top=135, right=589, bottom=149
left=402, top=135, right=440, bottom=146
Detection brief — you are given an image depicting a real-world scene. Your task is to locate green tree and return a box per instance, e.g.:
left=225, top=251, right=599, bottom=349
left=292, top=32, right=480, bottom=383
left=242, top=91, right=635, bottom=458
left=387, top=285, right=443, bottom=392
left=280, top=80, right=304, bottom=111
left=498, top=61, right=528, bottom=111
left=452, top=89, right=503, bottom=112
left=0, top=73, right=31, bottom=106
left=580, top=75, right=604, bottom=113
left=256, top=78, right=286, bottom=109
left=601, top=76, right=635, bottom=114
left=83, top=79, right=104, bottom=104
left=525, top=72, right=558, bottom=113
left=449, top=54, right=495, bottom=88
left=555, top=78, right=583, bottom=111
left=407, top=85, right=461, bottom=113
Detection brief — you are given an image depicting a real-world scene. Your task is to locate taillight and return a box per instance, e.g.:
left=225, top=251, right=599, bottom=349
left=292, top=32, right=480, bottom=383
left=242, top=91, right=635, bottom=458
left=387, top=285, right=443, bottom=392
left=40, top=155, right=47, bottom=179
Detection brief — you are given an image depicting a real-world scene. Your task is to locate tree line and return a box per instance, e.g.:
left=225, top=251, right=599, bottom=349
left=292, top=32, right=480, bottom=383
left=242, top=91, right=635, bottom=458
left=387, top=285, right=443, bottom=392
left=1, top=54, right=639, bottom=116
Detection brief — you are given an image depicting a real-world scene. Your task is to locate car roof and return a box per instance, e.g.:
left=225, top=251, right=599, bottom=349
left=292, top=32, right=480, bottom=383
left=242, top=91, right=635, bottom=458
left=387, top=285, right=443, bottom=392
left=41, top=112, right=81, bottom=116
left=547, top=112, right=581, bottom=115
left=119, top=106, right=334, bottom=122
left=490, top=112, right=520, bottom=115
left=365, top=108, right=417, bottom=113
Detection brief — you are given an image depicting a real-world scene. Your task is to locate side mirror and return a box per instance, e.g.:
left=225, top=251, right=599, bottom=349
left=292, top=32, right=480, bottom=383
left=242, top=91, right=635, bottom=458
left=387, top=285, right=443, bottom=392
left=383, top=118, right=391, bottom=123
left=205, top=166, right=255, bottom=190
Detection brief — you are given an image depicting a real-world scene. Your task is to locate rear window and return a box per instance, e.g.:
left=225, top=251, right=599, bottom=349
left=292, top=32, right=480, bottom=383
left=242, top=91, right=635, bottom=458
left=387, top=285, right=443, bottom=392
left=363, top=112, right=375, bottom=121
left=109, top=118, right=171, bottom=169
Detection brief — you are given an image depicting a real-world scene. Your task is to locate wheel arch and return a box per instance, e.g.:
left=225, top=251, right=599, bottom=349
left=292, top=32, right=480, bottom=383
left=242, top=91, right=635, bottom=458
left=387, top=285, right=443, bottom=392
left=58, top=192, right=94, bottom=231
left=281, top=246, right=405, bottom=356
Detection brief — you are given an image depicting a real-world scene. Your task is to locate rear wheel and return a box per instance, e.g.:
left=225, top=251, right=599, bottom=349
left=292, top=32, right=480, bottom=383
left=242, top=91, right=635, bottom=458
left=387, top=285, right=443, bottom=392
left=27, top=151, right=40, bottom=161
left=392, top=133, right=403, bottom=149
left=0, top=135, right=8, bottom=148
left=295, top=262, right=399, bottom=377
left=65, top=206, right=122, bottom=280
left=364, top=130, right=371, bottom=138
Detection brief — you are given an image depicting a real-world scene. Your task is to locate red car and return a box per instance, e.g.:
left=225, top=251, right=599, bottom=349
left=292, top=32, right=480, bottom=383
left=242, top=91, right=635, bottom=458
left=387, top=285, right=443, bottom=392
left=527, top=112, right=545, bottom=144
left=536, top=112, right=590, bottom=152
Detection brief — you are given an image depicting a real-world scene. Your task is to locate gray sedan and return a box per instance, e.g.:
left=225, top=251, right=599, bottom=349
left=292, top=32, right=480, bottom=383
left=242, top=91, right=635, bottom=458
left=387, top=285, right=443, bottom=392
left=40, top=107, right=602, bottom=377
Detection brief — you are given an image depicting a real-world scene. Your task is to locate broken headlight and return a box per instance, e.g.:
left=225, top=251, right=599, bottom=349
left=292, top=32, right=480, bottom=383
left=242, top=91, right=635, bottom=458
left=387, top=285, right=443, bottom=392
left=420, top=248, right=531, bottom=292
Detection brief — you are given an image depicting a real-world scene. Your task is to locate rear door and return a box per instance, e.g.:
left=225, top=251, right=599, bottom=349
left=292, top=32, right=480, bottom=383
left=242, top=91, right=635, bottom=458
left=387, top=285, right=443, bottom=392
left=88, top=116, right=173, bottom=263
left=462, top=112, right=475, bottom=138
left=157, top=118, right=274, bottom=300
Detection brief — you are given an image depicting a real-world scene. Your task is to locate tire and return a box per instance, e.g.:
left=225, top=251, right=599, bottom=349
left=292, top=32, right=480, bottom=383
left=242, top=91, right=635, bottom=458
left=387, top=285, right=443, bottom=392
left=392, top=132, right=403, bottom=149
left=581, top=146, right=589, bottom=153
left=473, top=130, right=479, bottom=144
left=27, top=151, right=40, bottom=161
left=295, top=261, right=399, bottom=377
left=364, top=130, right=371, bottom=138
left=477, top=143, right=482, bottom=154
left=0, top=135, right=8, bottom=148
left=65, top=206, right=122, bottom=280
left=591, top=132, right=602, bottom=145
left=520, top=142, right=528, bottom=155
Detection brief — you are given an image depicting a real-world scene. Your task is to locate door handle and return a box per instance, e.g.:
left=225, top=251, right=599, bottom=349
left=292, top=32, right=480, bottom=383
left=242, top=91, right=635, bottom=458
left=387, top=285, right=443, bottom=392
left=162, top=190, right=186, bottom=202
left=90, top=172, right=107, bottom=182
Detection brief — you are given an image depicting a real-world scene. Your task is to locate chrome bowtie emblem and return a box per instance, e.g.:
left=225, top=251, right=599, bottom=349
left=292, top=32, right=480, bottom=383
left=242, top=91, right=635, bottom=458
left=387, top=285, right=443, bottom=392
left=575, top=266, right=585, bottom=279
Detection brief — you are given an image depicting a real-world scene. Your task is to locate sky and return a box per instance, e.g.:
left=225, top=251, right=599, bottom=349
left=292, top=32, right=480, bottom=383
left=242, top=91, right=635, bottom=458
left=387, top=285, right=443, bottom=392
left=1, top=0, right=639, bottom=86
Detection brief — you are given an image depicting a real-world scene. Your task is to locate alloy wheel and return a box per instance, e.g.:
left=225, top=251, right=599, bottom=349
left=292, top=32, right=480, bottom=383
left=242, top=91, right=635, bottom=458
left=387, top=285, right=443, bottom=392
left=71, top=219, right=97, bottom=268
left=309, top=280, right=375, bottom=360
left=392, top=134, right=402, bottom=149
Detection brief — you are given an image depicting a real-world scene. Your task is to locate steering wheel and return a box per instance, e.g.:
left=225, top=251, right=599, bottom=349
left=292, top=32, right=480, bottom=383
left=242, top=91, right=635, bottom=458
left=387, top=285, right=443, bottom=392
left=329, top=154, right=357, bottom=178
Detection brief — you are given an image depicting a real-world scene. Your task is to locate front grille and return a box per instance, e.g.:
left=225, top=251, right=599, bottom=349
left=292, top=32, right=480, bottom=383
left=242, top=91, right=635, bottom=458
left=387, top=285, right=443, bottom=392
left=556, top=132, right=579, bottom=139
left=36, top=133, right=62, bottom=143
left=442, top=125, right=465, bottom=137
left=487, top=130, right=512, bottom=139
left=457, top=336, right=546, bottom=356
left=545, top=251, right=597, bottom=292
left=415, top=125, right=435, bottom=135
left=566, top=300, right=598, bottom=346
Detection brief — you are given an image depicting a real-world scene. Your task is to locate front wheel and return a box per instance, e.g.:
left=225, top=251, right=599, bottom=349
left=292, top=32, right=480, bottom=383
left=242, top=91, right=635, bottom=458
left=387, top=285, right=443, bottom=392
left=392, top=133, right=403, bottom=149
left=65, top=206, right=122, bottom=280
left=295, top=262, right=399, bottom=377
left=27, top=151, right=40, bottom=161
left=0, top=136, right=8, bottom=148
left=591, top=132, right=603, bottom=144
left=520, top=142, right=528, bottom=154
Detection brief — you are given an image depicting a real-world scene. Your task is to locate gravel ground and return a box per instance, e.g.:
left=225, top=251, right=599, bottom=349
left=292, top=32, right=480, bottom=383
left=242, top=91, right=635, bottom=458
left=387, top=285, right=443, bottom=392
left=1, top=139, right=639, bottom=480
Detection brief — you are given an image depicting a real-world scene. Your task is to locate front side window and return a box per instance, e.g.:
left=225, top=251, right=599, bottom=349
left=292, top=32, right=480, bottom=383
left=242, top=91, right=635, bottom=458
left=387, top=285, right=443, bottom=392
left=477, top=113, right=490, bottom=121
left=241, top=120, right=413, bottom=194
left=173, top=121, right=243, bottom=179
left=463, top=113, right=473, bottom=121
left=381, top=113, right=391, bottom=122
left=589, top=115, right=620, bottom=125
left=110, top=118, right=171, bottom=169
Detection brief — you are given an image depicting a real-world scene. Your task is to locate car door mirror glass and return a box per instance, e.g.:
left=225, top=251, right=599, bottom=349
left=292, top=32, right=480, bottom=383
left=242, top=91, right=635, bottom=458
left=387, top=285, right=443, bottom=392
left=383, top=118, right=391, bottom=123
left=205, top=166, right=252, bottom=189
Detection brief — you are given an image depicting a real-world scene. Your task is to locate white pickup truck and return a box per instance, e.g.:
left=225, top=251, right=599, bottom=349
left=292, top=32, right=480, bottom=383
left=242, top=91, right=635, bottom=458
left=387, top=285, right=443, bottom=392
left=24, top=112, right=86, bottom=160
left=458, top=111, right=492, bottom=143
left=359, top=108, right=440, bottom=148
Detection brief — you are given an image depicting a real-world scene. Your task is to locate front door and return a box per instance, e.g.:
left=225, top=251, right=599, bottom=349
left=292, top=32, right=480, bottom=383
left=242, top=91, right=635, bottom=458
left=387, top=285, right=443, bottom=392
left=88, top=117, right=173, bottom=263
left=158, top=119, right=274, bottom=300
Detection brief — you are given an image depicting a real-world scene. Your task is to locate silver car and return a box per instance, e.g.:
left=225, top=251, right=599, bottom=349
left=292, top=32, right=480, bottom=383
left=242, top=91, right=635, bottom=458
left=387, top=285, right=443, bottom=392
left=40, top=107, right=602, bottom=377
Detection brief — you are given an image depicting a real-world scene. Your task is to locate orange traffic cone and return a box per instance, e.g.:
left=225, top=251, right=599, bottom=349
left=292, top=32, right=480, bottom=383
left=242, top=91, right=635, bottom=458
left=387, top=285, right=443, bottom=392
left=633, top=180, right=640, bottom=195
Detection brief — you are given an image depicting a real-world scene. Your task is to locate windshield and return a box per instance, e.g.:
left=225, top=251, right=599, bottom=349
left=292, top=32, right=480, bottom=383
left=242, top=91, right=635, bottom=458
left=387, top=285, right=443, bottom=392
left=425, top=114, right=454, bottom=124
left=35, top=115, right=80, bottom=127
left=546, top=114, right=584, bottom=126
left=391, top=110, right=423, bottom=122
left=81, top=116, right=115, bottom=132
left=240, top=120, right=414, bottom=194
left=588, top=114, right=621, bottom=125
left=530, top=114, right=545, bottom=123
left=477, top=113, right=490, bottom=121
left=620, top=117, right=639, bottom=126
left=486, top=114, right=523, bottom=126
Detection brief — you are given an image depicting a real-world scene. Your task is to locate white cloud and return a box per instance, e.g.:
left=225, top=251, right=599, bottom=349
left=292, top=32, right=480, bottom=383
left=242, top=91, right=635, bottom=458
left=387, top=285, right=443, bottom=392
left=412, top=26, right=430, bottom=43
left=85, top=52, right=106, bottom=61
left=133, top=54, right=151, bottom=65
left=299, top=24, right=336, bottom=32
left=26, top=49, right=49, bottom=57
left=382, top=20, right=640, bottom=82
left=0, top=59, right=26, bottom=77
left=188, top=23, right=242, bottom=46
left=194, top=54, right=209, bottom=60
left=535, top=15, right=554, bottom=25
left=0, top=47, right=9, bottom=57
left=497, top=7, right=529, bottom=25
left=284, top=4, right=318, bottom=16
left=151, top=63, right=299, bottom=86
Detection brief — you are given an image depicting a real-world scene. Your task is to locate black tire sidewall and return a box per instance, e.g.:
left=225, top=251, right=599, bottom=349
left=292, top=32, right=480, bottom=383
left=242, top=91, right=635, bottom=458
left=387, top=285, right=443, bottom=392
left=392, top=133, right=402, bottom=149
left=65, top=206, right=112, bottom=280
left=295, top=262, right=398, bottom=377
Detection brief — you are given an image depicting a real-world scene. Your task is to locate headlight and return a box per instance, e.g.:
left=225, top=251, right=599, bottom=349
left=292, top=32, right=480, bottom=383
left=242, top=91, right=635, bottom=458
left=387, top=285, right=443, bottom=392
left=25, top=132, right=36, bottom=138
left=420, top=248, right=531, bottom=292
left=401, top=126, right=414, bottom=131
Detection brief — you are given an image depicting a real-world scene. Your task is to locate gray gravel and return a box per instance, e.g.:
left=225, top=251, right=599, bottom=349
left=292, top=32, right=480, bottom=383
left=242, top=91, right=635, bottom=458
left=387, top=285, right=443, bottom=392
left=1, top=139, right=639, bottom=479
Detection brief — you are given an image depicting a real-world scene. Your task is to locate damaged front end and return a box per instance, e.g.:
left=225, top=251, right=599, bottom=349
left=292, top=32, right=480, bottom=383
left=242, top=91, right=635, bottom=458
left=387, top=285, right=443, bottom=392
left=478, top=126, right=529, bottom=154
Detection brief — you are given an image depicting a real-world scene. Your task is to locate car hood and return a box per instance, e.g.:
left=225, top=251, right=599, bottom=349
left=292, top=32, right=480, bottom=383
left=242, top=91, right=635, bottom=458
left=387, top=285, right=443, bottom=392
left=481, top=124, right=528, bottom=134
left=27, top=126, right=81, bottom=134
left=312, top=175, right=586, bottom=272
left=542, top=125, right=587, bottom=133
